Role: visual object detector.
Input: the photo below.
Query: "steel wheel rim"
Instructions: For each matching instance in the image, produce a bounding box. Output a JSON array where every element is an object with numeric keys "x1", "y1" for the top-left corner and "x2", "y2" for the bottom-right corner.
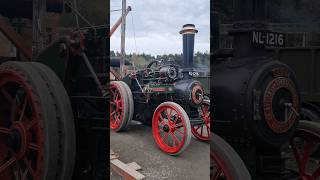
[
  {"x1": 110, "y1": 83, "x2": 124, "y2": 130},
  {"x1": 0, "y1": 71, "x2": 44, "y2": 179},
  {"x1": 290, "y1": 128, "x2": 320, "y2": 179},
  {"x1": 210, "y1": 150, "x2": 232, "y2": 180},
  {"x1": 192, "y1": 102, "x2": 210, "y2": 141},
  {"x1": 153, "y1": 105, "x2": 187, "y2": 154}
]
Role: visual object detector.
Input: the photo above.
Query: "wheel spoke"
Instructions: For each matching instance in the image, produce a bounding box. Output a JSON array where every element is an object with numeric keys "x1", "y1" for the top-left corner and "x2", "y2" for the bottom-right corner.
[
  {"x1": 301, "y1": 141, "x2": 314, "y2": 171},
  {"x1": 0, "y1": 157, "x2": 16, "y2": 173},
  {"x1": 175, "y1": 122, "x2": 183, "y2": 128},
  {"x1": 213, "y1": 168, "x2": 222, "y2": 180},
  {"x1": 205, "y1": 122, "x2": 210, "y2": 130},
  {"x1": 18, "y1": 96, "x2": 28, "y2": 122},
  {"x1": 23, "y1": 158, "x2": 35, "y2": 177},
  {"x1": 175, "y1": 128, "x2": 184, "y2": 136},
  {"x1": 29, "y1": 143, "x2": 40, "y2": 151},
  {"x1": 10, "y1": 97, "x2": 18, "y2": 122},
  {"x1": 21, "y1": 168, "x2": 29, "y2": 180},
  {"x1": 170, "y1": 132, "x2": 181, "y2": 147},
  {"x1": 162, "y1": 133, "x2": 169, "y2": 145},
  {"x1": 166, "y1": 109, "x2": 171, "y2": 121},
  {"x1": 159, "y1": 119, "x2": 166, "y2": 126},
  {"x1": 168, "y1": 109, "x2": 173, "y2": 119},
  {"x1": 114, "y1": 115, "x2": 121, "y2": 124},
  {"x1": 110, "y1": 110, "x2": 116, "y2": 116},
  {"x1": 158, "y1": 127, "x2": 165, "y2": 134},
  {"x1": 159, "y1": 114, "x2": 165, "y2": 122},
  {"x1": 0, "y1": 127, "x2": 10, "y2": 134},
  {"x1": 1, "y1": 88, "x2": 13, "y2": 104},
  {"x1": 195, "y1": 126, "x2": 201, "y2": 131},
  {"x1": 201, "y1": 106, "x2": 206, "y2": 116}
]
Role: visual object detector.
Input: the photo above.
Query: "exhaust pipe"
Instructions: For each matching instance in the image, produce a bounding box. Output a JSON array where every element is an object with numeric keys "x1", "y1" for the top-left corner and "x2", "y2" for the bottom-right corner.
[{"x1": 180, "y1": 24, "x2": 198, "y2": 68}]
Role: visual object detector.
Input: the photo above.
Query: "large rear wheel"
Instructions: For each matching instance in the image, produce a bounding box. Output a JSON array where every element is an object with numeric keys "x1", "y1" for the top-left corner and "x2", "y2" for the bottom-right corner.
[
  {"x1": 110, "y1": 81, "x2": 133, "y2": 132},
  {"x1": 210, "y1": 133, "x2": 252, "y2": 180},
  {"x1": 0, "y1": 62, "x2": 63, "y2": 180},
  {"x1": 28, "y1": 62, "x2": 76, "y2": 180}
]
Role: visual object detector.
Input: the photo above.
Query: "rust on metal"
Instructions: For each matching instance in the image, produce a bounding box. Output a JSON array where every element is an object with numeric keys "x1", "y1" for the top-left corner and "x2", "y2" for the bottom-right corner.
[{"x1": 0, "y1": 17, "x2": 32, "y2": 60}]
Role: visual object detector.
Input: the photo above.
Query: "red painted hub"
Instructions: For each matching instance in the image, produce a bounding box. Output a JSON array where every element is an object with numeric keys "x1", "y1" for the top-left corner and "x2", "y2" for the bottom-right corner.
[
  {"x1": 0, "y1": 71, "x2": 44, "y2": 179},
  {"x1": 290, "y1": 123, "x2": 320, "y2": 180},
  {"x1": 192, "y1": 101, "x2": 210, "y2": 141},
  {"x1": 152, "y1": 104, "x2": 188, "y2": 154},
  {"x1": 110, "y1": 83, "x2": 124, "y2": 130}
]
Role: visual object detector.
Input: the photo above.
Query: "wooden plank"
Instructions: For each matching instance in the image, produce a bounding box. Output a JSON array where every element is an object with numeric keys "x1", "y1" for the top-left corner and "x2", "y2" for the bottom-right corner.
[
  {"x1": 110, "y1": 150, "x2": 119, "y2": 160},
  {"x1": 110, "y1": 154, "x2": 119, "y2": 160},
  {"x1": 127, "y1": 162, "x2": 142, "y2": 171},
  {"x1": 111, "y1": 159, "x2": 146, "y2": 180},
  {"x1": 0, "y1": 17, "x2": 32, "y2": 60}
]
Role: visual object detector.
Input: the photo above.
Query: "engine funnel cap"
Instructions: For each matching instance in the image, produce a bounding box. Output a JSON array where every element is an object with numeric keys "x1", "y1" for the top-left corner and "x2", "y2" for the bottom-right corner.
[{"x1": 179, "y1": 24, "x2": 198, "y2": 34}]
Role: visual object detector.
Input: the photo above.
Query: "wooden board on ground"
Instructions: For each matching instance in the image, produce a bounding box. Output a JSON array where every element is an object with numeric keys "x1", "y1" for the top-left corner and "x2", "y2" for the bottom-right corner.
[{"x1": 110, "y1": 150, "x2": 146, "y2": 180}]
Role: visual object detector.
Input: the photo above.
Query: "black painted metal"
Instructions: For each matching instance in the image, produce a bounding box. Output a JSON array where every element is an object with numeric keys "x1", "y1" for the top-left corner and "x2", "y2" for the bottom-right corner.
[
  {"x1": 212, "y1": 0, "x2": 302, "y2": 178},
  {"x1": 46, "y1": 0, "x2": 64, "y2": 13},
  {"x1": 122, "y1": 25, "x2": 205, "y2": 125},
  {"x1": 180, "y1": 24, "x2": 197, "y2": 68},
  {"x1": 212, "y1": 12, "x2": 220, "y2": 51},
  {"x1": 231, "y1": 0, "x2": 268, "y2": 58}
]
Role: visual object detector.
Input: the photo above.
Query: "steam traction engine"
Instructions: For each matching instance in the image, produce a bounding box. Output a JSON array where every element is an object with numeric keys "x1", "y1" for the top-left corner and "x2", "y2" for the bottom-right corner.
[
  {"x1": 211, "y1": 0, "x2": 320, "y2": 179},
  {"x1": 110, "y1": 24, "x2": 210, "y2": 155}
]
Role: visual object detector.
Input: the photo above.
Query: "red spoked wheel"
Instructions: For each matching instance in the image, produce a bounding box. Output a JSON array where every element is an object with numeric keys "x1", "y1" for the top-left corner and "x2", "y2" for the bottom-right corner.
[
  {"x1": 152, "y1": 102, "x2": 191, "y2": 155},
  {"x1": 210, "y1": 133, "x2": 252, "y2": 180},
  {"x1": 192, "y1": 99, "x2": 210, "y2": 141},
  {"x1": 0, "y1": 62, "x2": 62, "y2": 180},
  {"x1": 110, "y1": 81, "x2": 133, "y2": 132},
  {"x1": 289, "y1": 120, "x2": 320, "y2": 180}
]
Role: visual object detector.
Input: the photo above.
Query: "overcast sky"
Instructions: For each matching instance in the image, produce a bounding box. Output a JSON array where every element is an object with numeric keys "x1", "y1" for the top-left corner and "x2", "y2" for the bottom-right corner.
[{"x1": 110, "y1": 0, "x2": 210, "y2": 55}]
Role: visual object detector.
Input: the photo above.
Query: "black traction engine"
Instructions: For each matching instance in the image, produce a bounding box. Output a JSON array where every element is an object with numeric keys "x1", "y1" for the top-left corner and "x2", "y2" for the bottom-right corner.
[
  {"x1": 211, "y1": 0, "x2": 308, "y2": 179},
  {"x1": 110, "y1": 24, "x2": 210, "y2": 155}
]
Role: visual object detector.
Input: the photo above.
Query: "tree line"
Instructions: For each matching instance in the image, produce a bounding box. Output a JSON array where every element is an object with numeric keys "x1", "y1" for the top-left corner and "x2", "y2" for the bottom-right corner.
[{"x1": 110, "y1": 51, "x2": 210, "y2": 69}]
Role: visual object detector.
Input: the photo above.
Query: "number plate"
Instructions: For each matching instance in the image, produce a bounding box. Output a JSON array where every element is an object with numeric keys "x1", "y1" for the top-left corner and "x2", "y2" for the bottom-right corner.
[{"x1": 252, "y1": 31, "x2": 285, "y2": 47}]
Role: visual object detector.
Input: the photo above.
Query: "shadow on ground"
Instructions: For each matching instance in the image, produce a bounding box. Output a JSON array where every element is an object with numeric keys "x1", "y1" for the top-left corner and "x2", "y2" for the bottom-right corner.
[{"x1": 110, "y1": 122, "x2": 210, "y2": 180}]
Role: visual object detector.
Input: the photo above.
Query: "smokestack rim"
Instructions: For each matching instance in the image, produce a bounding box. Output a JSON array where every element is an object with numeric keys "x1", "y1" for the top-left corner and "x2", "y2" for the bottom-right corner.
[{"x1": 180, "y1": 24, "x2": 198, "y2": 34}]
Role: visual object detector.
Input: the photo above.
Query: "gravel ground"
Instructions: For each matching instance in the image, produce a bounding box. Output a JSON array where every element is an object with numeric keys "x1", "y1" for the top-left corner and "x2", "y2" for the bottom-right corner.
[{"x1": 110, "y1": 121, "x2": 210, "y2": 180}]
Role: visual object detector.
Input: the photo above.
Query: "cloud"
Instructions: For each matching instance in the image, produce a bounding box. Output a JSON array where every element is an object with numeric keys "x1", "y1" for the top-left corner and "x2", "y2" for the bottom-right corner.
[{"x1": 110, "y1": 0, "x2": 210, "y2": 55}]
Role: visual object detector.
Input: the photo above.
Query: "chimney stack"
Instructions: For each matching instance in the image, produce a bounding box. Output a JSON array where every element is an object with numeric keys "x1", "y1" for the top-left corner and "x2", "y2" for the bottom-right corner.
[{"x1": 180, "y1": 24, "x2": 198, "y2": 68}]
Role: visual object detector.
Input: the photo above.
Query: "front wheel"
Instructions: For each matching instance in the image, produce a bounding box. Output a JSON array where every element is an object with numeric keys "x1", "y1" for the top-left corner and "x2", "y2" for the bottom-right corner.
[
  {"x1": 192, "y1": 99, "x2": 210, "y2": 141},
  {"x1": 288, "y1": 120, "x2": 320, "y2": 180},
  {"x1": 210, "y1": 133, "x2": 252, "y2": 180},
  {"x1": 152, "y1": 102, "x2": 192, "y2": 155}
]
